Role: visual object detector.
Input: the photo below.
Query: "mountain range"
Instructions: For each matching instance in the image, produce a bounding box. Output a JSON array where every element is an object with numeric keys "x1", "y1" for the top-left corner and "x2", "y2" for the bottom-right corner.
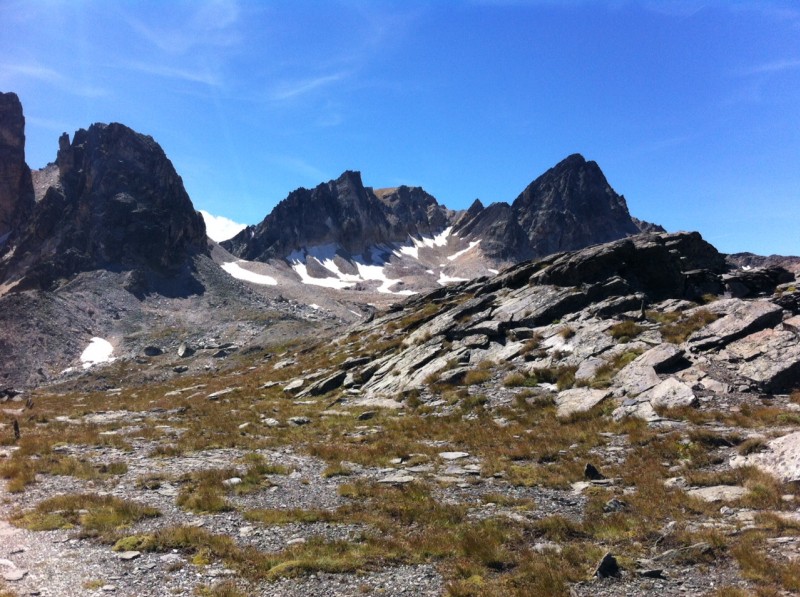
[
  {"x1": 0, "y1": 90, "x2": 795, "y2": 392},
  {"x1": 3, "y1": 90, "x2": 800, "y2": 596}
]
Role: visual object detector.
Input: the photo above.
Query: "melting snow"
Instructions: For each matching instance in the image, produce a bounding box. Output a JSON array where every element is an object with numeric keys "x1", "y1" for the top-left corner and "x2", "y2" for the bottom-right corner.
[
  {"x1": 221, "y1": 261, "x2": 278, "y2": 285},
  {"x1": 447, "y1": 240, "x2": 481, "y2": 261},
  {"x1": 394, "y1": 227, "x2": 454, "y2": 260},
  {"x1": 438, "y1": 272, "x2": 469, "y2": 286},
  {"x1": 81, "y1": 337, "x2": 115, "y2": 369},
  {"x1": 289, "y1": 245, "x2": 415, "y2": 295}
]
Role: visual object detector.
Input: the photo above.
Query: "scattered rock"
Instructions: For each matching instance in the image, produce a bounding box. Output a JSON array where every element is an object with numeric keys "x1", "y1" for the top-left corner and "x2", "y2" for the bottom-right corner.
[
  {"x1": 288, "y1": 416, "x2": 310, "y2": 426},
  {"x1": 283, "y1": 379, "x2": 305, "y2": 394},
  {"x1": 643, "y1": 377, "x2": 698, "y2": 410},
  {"x1": 555, "y1": 388, "x2": 610, "y2": 419},
  {"x1": 117, "y1": 551, "x2": 141, "y2": 561},
  {"x1": 594, "y1": 552, "x2": 621, "y2": 578},
  {"x1": 207, "y1": 387, "x2": 238, "y2": 400},
  {"x1": 731, "y1": 430, "x2": 800, "y2": 483},
  {"x1": 438, "y1": 451, "x2": 470, "y2": 461},
  {"x1": 584, "y1": 463, "x2": 605, "y2": 481},
  {"x1": 686, "y1": 485, "x2": 749, "y2": 502},
  {"x1": 378, "y1": 474, "x2": 415, "y2": 484}
]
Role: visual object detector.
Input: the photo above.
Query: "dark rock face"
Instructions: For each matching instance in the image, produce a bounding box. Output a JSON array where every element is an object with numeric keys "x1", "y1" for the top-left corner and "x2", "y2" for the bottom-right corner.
[
  {"x1": 226, "y1": 154, "x2": 659, "y2": 269},
  {"x1": 0, "y1": 122, "x2": 207, "y2": 291},
  {"x1": 0, "y1": 92, "x2": 35, "y2": 241},
  {"x1": 454, "y1": 154, "x2": 643, "y2": 261},
  {"x1": 513, "y1": 153, "x2": 640, "y2": 256},
  {"x1": 222, "y1": 171, "x2": 453, "y2": 261}
]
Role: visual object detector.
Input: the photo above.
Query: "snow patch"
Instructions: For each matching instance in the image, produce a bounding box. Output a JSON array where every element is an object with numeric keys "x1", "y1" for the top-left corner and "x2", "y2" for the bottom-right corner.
[
  {"x1": 221, "y1": 261, "x2": 278, "y2": 285},
  {"x1": 289, "y1": 245, "x2": 415, "y2": 295},
  {"x1": 447, "y1": 240, "x2": 481, "y2": 261},
  {"x1": 81, "y1": 337, "x2": 115, "y2": 369},
  {"x1": 393, "y1": 227, "x2": 454, "y2": 260},
  {"x1": 438, "y1": 272, "x2": 469, "y2": 286},
  {"x1": 488, "y1": 269, "x2": 499, "y2": 275}
]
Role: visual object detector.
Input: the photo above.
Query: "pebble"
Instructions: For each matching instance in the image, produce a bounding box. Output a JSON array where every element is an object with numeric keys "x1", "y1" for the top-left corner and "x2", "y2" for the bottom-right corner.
[
  {"x1": 2, "y1": 568, "x2": 28, "y2": 581},
  {"x1": 117, "y1": 551, "x2": 141, "y2": 561}
]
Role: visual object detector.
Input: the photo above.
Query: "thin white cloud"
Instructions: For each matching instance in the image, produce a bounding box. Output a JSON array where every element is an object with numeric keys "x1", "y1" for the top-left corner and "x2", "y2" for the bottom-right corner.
[
  {"x1": 122, "y1": 0, "x2": 241, "y2": 55},
  {"x1": 0, "y1": 62, "x2": 108, "y2": 98},
  {"x1": 738, "y1": 58, "x2": 800, "y2": 76},
  {"x1": 199, "y1": 210, "x2": 247, "y2": 242},
  {"x1": 125, "y1": 61, "x2": 222, "y2": 87},
  {"x1": 265, "y1": 155, "x2": 328, "y2": 183},
  {"x1": 269, "y1": 73, "x2": 349, "y2": 101}
]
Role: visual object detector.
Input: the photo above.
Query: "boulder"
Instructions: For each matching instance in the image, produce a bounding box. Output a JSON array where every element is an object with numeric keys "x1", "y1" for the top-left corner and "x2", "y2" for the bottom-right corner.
[
  {"x1": 298, "y1": 371, "x2": 347, "y2": 397},
  {"x1": 612, "y1": 360, "x2": 661, "y2": 398},
  {"x1": 642, "y1": 377, "x2": 697, "y2": 410},
  {"x1": 731, "y1": 431, "x2": 800, "y2": 483},
  {"x1": 555, "y1": 388, "x2": 610, "y2": 419},
  {"x1": 635, "y1": 343, "x2": 686, "y2": 373},
  {"x1": 686, "y1": 485, "x2": 749, "y2": 502}
]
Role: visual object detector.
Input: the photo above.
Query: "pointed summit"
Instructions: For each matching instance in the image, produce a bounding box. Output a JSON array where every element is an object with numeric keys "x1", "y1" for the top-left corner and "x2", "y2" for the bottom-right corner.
[{"x1": 511, "y1": 153, "x2": 639, "y2": 257}]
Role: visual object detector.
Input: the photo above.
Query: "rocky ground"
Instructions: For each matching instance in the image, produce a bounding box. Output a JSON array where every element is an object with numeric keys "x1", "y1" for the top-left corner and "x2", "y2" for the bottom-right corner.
[{"x1": 2, "y1": 231, "x2": 800, "y2": 596}]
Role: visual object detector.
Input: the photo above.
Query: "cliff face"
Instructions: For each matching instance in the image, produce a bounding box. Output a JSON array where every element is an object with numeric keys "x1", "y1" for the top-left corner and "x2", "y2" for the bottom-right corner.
[
  {"x1": 0, "y1": 92, "x2": 35, "y2": 242},
  {"x1": 453, "y1": 154, "x2": 644, "y2": 262},
  {"x1": 222, "y1": 171, "x2": 454, "y2": 261},
  {"x1": 0, "y1": 122, "x2": 207, "y2": 292}
]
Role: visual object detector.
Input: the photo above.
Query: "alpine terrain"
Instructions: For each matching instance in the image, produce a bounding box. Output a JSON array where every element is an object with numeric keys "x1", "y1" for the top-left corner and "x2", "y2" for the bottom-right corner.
[{"x1": 2, "y1": 91, "x2": 800, "y2": 597}]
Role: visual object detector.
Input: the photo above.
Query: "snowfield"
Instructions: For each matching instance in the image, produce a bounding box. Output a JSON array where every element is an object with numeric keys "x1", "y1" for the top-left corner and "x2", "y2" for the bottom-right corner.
[
  {"x1": 221, "y1": 261, "x2": 278, "y2": 285},
  {"x1": 80, "y1": 337, "x2": 115, "y2": 369}
]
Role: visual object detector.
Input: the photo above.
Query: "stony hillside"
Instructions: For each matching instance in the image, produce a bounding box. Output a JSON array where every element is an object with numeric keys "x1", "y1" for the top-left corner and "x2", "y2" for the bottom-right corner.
[{"x1": 2, "y1": 230, "x2": 800, "y2": 597}]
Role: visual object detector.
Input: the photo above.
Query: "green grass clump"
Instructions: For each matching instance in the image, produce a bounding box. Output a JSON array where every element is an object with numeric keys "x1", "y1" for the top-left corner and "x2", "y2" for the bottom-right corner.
[{"x1": 13, "y1": 493, "x2": 160, "y2": 539}]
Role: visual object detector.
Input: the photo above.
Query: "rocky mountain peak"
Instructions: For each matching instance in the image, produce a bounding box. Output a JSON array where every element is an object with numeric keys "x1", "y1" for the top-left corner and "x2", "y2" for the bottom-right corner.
[
  {"x1": 511, "y1": 153, "x2": 639, "y2": 257},
  {"x1": 0, "y1": 120, "x2": 207, "y2": 292},
  {"x1": 222, "y1": 171, "x2": 453, "y2": 261},
  {"x1": 0, "y1": 91, "x2": 34, "y2": 242}
]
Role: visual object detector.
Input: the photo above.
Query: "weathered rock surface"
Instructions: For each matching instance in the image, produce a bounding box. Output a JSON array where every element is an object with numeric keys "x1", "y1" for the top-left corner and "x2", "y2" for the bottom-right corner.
[
  {"x1": 556, "y1": 388, "x2": 610, "y2": 419},
  {"x1": 731, "y1": 431, "x2": 800, "y2": 483},
  {"x1": 0, "y1": 92, "x2": 34, "y2": 242},
  {"x1": 223, "y1": 171, "x2": 453, "y2": 261},
  {"x1": 454, "y1": 154, "x2": 644, "y2": 262},
  {"x1": 642, "y1": 377, "x2": 697, "y2": 410},
  {"x1": 0, "y1": 122, "x2": 208, "y2": 292},
  {"x1": 687, "y1": 299, "x2": 783, "y2": 350},
  {"x1": 726, "y1": 328, "x2": 800, "y2": 392}
]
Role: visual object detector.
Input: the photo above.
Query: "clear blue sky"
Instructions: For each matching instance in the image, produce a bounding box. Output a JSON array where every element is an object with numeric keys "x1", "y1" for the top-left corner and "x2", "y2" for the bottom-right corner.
[{"x1": 1, "y1": 0, "x2": 798, "y2": 255}]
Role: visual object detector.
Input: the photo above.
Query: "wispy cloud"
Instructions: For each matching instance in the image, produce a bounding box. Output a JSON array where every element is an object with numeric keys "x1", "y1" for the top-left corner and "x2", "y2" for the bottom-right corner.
[
  {"x1": 0, "y1": 62, "x2": 108, "y2": 98},
  {"x1": 122, "y1": 0, "x2": 241, "y2": 55},
  {"x1": 738, "y1": 58, "x2": 800, "y2": 76},
  {"x1": 26, "y1": 116, "x2": 72, "y2": 133},
  {"x1": 125, "y1": 61, "x2": 222, "y2": 87},
  {"x1": 266, "y1": 155, "x2": 328, "y2": 182},
  {"x1": 268, "y1": 73, "x2": 349, "y2": 102}
]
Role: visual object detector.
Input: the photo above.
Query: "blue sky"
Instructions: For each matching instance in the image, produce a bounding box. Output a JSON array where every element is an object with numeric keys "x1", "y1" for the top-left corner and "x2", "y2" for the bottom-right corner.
[{"x1": 1, "y1": 0, "x2": 798, "y2": 254}]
